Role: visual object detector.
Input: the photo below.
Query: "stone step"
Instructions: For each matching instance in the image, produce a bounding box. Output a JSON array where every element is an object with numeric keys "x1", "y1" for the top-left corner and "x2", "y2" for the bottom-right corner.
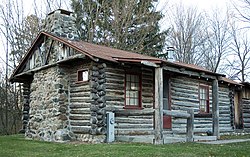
[
  {"x1": 163, "y1": 137, "x2": 186, "y2": 144},
  {"x1": 194, "y1": 135, "x2": 217, "y2": 142}
]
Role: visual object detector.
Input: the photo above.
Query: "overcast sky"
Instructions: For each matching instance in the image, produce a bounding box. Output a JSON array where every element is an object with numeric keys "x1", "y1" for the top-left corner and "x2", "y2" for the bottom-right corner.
[{"x1": 0, "y1": 0, "x2": 236, "y2": 70}]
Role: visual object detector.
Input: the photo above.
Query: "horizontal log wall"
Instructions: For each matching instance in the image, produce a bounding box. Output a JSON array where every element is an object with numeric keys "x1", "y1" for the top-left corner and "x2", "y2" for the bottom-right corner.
[
  {"x1": 242, "y1": 87, "x2": 250, "y2": 99},
  {"x1": 105, "y1": 64, "x2": 154, "y2": 136},
  {"x1": 65, "y1": 61, "x2": 92, "y2": 135},
  {"x1": 171, "y1": 76, "x2": 233, "y2": 134},
  {"x1": 218, "y1": 85, "x2": 234, "y2": 133},
  {"x1": 242, "y1": 98, "x2": 250, "y2": 130},
  {"x1": 171, "y1": 76, "x2": 212, "y2": 134}
]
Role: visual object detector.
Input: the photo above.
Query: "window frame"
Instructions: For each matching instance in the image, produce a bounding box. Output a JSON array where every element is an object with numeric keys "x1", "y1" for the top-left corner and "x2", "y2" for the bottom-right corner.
[
  {"x1": 198, "y1": 84, "x2": 210, "y2": 114},
  {"x1": 77, "y1": 69, "x2": 89, "y2": 83},
  {"x1": 124, "y1": 72, "x2": 142, "y2": 109}
]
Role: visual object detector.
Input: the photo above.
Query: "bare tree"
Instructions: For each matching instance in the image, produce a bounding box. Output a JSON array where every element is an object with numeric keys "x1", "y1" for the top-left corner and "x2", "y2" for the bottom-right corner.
[
  {"x1": 0, "y1": 0, "x2": 24, "y2": 135},
  {"x1": 203, "y1": 9, "x2": 232, "y2": 72},
  {"x1": 10, "y1": 14, "x2": 42, "y2": 65},
  {"x1": 226, "y1": 23, "x2": 250, "y2": 82},
  {"x1": 0, "y1": 0, "x2": 26, "y2": 66},
  {"x1": 166, "y1": 4, "x2": 207, "y2": 65},
  {"x1": 233, "y1": 0, "x2": 250, "y2": 27},
  {"x1": 32, "y1": 0, "x2": 70, "y2": 18}
]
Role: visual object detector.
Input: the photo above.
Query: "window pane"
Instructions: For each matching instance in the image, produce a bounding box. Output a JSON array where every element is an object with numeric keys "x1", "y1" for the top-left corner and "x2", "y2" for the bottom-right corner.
[
  {"x1": 126, "y1": 99, "x2": 130, "y2": 106},
  {"x1": 199, "y1": 86, "x2": 209, "y2": 113},
  {"x1": 82, "y1": 71, "x2": 88, "y2": 81},
  {"x1": 126, "y1": 91, "x2": 130, "y2": 97},
  {"x1": 135, "y1": 98, "x2": 138, "y2": 106},
  {"x1": 134, "y1": 75, "x2": 139, "y2": 82},
  {"x1": 129, "y1": 91, "x2": 133, "y2": 98},
  {"x1": 129, "y1": 98, "x2": 133, "y2": 105},
  {"x1": 134, "y1": 91, "x2": 138, "y2": 98},
  {"x1": 126, "y1": 75, "x2": 130, "y2": 82},
  {"x1": 131, "y1": 75, "x2": 134, "y2": 82},
  {"x1": 78, "y1": 70, "x2": 88, "y2": 82},
  {"x1": 131, "y1": 82, "x2": 136, "y2": 90},
  {"x1": 135, "y1": 81, "x2": 138, "y2": 89},
  {"x1": 126, "y1": 82, "x2": 130, "y2": 90}
]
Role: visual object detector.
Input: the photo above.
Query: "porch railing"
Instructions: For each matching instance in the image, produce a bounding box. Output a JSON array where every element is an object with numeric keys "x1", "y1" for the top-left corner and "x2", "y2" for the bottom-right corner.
[{"x1": 163, "y1": 109, "x2": 194, "y2": 142}]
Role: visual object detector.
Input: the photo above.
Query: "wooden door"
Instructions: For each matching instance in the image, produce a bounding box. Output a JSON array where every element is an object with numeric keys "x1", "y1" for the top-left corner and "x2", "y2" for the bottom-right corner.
[{"x1": 163, "y1": 74, "x2": 172, "y2": 129}]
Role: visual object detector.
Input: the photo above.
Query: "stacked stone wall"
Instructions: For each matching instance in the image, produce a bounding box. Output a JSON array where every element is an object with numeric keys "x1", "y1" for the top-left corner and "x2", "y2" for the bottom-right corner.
[
  {"x1": 21, "y1": 83, "x2": 31, "y2": 133},
  {"x1": 26, "y1": 66, "x2": 75, "y2": 142}
]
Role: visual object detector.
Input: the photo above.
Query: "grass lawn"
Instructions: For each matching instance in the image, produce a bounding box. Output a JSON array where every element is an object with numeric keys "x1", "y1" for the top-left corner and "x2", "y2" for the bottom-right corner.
[{"x1": 0, "y1": 134, "x2": 250, "y2": 157}]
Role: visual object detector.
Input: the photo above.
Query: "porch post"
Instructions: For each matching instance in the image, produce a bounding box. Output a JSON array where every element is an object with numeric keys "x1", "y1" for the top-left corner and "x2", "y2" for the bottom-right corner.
[
  {"x1": 154, "y1": 67, "x2": 163, "y2": 144},
  {"x1": 212, "y1": 79, "x2": 220, "y2": 138}
]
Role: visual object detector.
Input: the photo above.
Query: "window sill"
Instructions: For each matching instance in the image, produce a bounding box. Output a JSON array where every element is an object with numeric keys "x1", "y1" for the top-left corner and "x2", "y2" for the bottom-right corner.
[
  {"x1": 194, "y1": 113, "x2": 212, "y2": 118},
  {"x1": 123, "y1": 106, "x2": 143, "y2": 110}
]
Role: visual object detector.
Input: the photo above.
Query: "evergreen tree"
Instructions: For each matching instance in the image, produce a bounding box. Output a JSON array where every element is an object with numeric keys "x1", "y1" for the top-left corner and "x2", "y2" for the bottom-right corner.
[{"x1": 71, "y1": 0, "x2": 168, "y2": 56}]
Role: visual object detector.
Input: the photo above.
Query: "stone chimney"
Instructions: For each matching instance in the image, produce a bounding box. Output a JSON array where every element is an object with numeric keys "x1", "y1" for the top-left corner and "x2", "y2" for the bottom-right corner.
[
  {"x1": 42, "y1": 9, "x2": 79, "y2": 40},
  {"x1": 166, "y1": 47, "x2": 175, "y2": 62}
]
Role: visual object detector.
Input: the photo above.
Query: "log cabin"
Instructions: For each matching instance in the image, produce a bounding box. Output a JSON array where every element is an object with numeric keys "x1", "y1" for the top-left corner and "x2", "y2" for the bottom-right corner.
[{"x1": 10, "y1": 9, "x2": 242, "y2": 144}]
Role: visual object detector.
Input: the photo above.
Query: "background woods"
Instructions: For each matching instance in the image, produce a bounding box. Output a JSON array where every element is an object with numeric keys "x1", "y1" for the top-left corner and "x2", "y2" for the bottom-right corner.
[
  {"x1": 1, "y1": 0, "x2": 250, "y2": 134},
  {"x1": 71, "y1": 0, "x2": 168, "y2": 56}
]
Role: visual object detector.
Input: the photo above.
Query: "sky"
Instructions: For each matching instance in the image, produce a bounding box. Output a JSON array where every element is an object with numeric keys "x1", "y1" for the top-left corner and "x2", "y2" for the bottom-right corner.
[
  {"x1": 169, "y1": 0, "x2": 230, "y2": 10},
  {"x1": 0, "y1": 0, "x2": 236, "y2": 72}
]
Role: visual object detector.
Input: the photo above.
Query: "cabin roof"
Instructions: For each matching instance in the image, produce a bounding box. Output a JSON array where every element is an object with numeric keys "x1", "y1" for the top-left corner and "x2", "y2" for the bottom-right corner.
[
  {"x1": 10, "y1": 32, "x2": 227, "y2": 82},
  {"x1": 68, "y1": 37, "x2": 164, "y2": 64},
  {"x1": 219, "y1": 77, "x2": 242, "y2": 86},
  {"x1": 241, "y1": 82, "x2": 250, "y2": 88}
]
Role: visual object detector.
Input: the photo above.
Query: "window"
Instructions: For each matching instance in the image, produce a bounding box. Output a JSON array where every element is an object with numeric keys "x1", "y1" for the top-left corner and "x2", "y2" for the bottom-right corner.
[
  {"x1": 77, "y1": 69, "x2": 89, "y2": 82},
  {"x1": 199, "y1": 85, "x2": 209, "y2": 113},
  {"x1": 125, "y1": 73, "x2": 141, "y2": 108}
]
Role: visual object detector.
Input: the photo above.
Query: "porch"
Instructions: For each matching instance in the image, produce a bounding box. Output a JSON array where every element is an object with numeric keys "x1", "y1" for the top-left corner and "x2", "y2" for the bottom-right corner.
[{"x1": 153, "y1": 67, "x2": 220, "y2": 144}]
